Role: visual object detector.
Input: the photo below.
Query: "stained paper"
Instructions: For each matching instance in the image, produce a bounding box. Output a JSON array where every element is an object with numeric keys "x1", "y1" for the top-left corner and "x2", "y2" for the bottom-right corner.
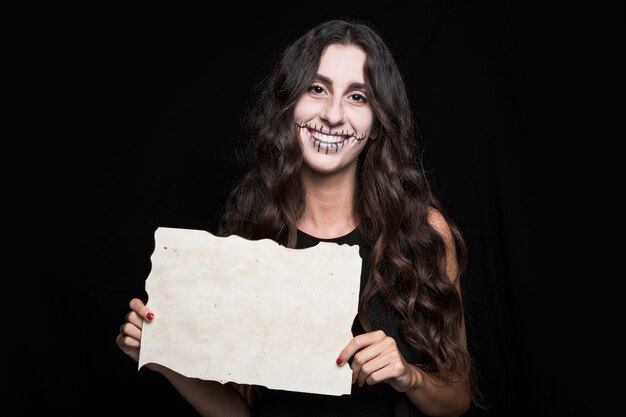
[{"x1": 138, "y1": 227, "x2": 361, "y2": 395}]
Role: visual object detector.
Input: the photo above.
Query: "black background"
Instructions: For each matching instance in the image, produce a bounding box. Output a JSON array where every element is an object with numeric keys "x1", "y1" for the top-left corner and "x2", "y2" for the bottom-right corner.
[{"x1": 33, "y1": 1, "x2": 617, "y2": 415}]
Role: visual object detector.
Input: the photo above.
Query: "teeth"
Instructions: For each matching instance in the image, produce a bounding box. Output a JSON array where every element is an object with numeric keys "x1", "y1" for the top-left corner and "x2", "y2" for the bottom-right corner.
[{"x1": 312, "y1": 132, "x2": 344, "y2": 143}]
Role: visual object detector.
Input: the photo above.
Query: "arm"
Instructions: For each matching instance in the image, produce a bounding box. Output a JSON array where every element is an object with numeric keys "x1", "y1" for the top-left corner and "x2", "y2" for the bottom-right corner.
[
  {"x1": 154, "y1": 366, "x2": 252, "y2": 417},
  {"x1": 404, "y1": 209, "x2": 470, "y2": 415},
  {"x1": 337, "y1": 210, "x2": 470, "y2": 417},
  {"x1": 116, "y1": 298, "x2": 252, "y2": 417}
]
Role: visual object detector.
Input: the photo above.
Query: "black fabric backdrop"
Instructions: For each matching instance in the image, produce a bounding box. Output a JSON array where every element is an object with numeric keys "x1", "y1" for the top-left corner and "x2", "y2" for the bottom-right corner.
[{"x1": 34, "y1": 1, "x2": 616, "y2": 415}]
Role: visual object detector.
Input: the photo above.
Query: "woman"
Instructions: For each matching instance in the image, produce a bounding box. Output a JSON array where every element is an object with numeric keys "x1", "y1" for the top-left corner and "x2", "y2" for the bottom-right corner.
[{"x1": 117, "y1": 19, "x2": 480, "y2": 417}]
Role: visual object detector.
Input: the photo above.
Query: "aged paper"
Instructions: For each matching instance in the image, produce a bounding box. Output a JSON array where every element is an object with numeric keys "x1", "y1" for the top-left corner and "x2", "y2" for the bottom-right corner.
[{"x1": 138, "y1": 227, "x2": 361, "y2": 396}]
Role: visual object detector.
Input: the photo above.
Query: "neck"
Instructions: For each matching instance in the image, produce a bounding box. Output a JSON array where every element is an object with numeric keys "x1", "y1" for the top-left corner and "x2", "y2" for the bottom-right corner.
[{"x1": 298, "y1": 169, "x2": 357, "y2": 239}]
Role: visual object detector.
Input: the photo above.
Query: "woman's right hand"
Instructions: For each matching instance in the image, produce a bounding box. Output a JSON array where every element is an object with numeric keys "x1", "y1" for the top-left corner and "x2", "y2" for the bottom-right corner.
[{"x1": 115, "y1": 298, "x2": 156, "y2": 367}]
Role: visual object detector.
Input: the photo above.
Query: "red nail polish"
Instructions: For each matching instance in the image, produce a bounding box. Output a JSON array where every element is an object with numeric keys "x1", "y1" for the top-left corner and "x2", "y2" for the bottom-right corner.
[
  {"x1": 146, "y1": 312, "x2": 154, "y2": 321},
  {"x1": 336, "y1": 357, "x2": 343, "y2": 365}
]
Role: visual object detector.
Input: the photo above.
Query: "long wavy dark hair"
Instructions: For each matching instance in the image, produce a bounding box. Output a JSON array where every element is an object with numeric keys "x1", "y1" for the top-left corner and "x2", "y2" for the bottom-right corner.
[{"x1": 218, "y1": 19, "x2": 480, "y2": 403}]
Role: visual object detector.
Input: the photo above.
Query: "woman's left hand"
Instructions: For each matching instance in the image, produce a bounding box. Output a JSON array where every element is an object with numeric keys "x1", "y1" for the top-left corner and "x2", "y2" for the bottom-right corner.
[{"x1": 337, "y1": 330, "x2": 420, "y2": 393}]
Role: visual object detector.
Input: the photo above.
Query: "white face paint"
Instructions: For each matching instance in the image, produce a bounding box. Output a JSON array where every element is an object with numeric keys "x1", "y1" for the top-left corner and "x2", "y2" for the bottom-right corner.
[{"x1": 294, "y1": 44, "x2": 375, "y2": 177}]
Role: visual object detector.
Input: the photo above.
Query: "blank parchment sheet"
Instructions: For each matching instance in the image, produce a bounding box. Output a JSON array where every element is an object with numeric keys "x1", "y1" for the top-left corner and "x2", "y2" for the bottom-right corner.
[{"x1": 138, "y1": 227, "x2": 362, "y2": 396}]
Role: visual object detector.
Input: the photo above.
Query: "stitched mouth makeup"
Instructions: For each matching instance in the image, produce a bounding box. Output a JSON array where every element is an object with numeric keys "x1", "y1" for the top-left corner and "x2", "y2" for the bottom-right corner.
[{"x1": 296, "y1": 121, "x2": 367, "y2": 154}]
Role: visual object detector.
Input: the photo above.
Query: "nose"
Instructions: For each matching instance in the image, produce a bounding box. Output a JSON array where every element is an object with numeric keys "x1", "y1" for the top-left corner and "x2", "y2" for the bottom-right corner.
[{"x1": 321, "y1": 97, "x2": 344, "y2": 126}]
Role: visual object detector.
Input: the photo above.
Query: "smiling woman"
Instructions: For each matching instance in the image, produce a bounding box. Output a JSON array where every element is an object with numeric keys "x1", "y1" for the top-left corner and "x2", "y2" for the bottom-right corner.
[{"x1": 116, "y1": 18, "x2": 484, "y2": 417}]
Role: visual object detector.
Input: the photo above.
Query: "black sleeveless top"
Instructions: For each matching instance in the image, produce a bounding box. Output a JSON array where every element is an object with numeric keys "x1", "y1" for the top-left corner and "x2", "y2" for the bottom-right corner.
[{"x1": 252, "y1": 229, "x2": 425, "y2": 417}]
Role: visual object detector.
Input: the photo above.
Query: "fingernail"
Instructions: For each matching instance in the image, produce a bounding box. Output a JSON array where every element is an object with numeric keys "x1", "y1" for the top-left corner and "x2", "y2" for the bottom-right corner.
[
  {"x1": 336, "y1": 357, "x2": 343, "y2": 365},
  {"x1": 146, "y1": 312, "x2": 154, "y2": 321}
]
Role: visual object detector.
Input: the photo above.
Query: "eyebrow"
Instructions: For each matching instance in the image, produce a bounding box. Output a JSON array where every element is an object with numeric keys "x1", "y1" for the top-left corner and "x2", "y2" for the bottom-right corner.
[{"x1": 314, "y1": 73, "x2": 366, "y2": 91}]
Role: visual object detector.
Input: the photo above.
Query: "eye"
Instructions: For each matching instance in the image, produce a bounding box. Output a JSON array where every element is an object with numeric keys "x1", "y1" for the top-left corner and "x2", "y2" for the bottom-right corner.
[
  {"x1": 349, "y1": 93, "x2": 368, "y2": 103},
  {"x1": 308, "y1": 85, "x2": 326, "y2": 95}
]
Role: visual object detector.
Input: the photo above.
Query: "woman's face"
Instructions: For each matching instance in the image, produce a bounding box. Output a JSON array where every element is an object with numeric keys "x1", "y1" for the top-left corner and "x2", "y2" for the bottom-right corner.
[{"x1": 294, "y1": 44, "x2": 375, "y2": 177}]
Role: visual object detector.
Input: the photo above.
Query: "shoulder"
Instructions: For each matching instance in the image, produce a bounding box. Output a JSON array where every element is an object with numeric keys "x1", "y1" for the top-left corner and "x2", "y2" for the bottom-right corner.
[
  {"x1": 427, "y1": 208, "x2": 453, "y2": 244},
  {"x1": 427, "y1": 208, "x2": 460, "y2": 281}
]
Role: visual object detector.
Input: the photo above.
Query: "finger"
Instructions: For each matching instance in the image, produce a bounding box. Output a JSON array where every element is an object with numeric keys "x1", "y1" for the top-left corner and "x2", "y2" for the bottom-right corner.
[
  {"x1": 357, "y1": 350, "x2": 396, "y2": 386},
  {"x1": 365, "y1": 366, "x2": 397, "y2": 386},
  {"x1": 116, "y1": 329, "x2": 141, "y2": 350},
  {"x1": 116, "y1": 334, "x2": 140, "y2": 362},
  {"x1": 126, "y1": 311, "x2": 145, "y2": 329},
  {"x1": 352, "y1": 342, "x2": 387, "y2": 386},
  {"x1": 337, "y1": 330, "x2": 386, "y2": 367},
  {"x1": 120, "y1": 322, "x2": 142, "y2": 341},
  {"x1": 129, "y1": 298, "x2": 154, "y2": 321}
]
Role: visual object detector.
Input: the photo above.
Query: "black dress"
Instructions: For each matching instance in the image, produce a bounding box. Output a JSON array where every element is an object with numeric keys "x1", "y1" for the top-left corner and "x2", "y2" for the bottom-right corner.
[{"x1": 252, "y1": 228, "x2": 426, "y2": 417}]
